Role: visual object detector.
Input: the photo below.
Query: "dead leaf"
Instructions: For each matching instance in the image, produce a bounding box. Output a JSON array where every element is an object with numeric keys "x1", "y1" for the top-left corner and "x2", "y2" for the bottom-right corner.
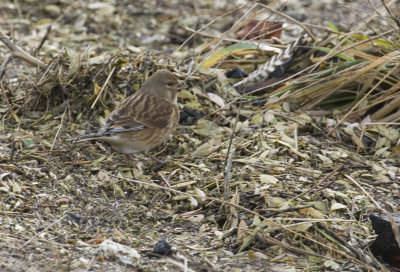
[{"x1": 236, "y1": 20, "x2": 283, "y2": 39}]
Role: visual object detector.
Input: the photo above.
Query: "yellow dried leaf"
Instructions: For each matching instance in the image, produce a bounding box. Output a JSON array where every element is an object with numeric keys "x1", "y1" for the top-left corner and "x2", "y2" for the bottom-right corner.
[
  {"x1": 260, "y1": 174, "x2": 278, "y2": 184},
  {"x1": 12, "y1": 182, "x2": 22, "y2": 193},
  {"x1": 251, "y1": 112, "x2": 264, "y2": 125},
  {"x1": 201, "y1": 43, "x2": 258, "y2": 68},
  {"x1": 330, "y1": 202, "x2": 347, "y2": 211},
  {"x1": 194, "y1": 187, "x2": 206, "y2": 202},
  {"x1": 300, "y1": 207, "x2": 325, "y2": 219},
  {"x1": 193, "y1": 119, "x2": 223, "y2": 138},
  {"x1": 93, "y1": 83, "x2": 102, "y2": 95}
]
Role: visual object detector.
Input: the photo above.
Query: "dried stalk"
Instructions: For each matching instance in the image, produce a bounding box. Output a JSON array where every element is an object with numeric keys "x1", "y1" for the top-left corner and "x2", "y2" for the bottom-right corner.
[{"x1": 0, "y1": 30, "x2": 46, "y2": 68}]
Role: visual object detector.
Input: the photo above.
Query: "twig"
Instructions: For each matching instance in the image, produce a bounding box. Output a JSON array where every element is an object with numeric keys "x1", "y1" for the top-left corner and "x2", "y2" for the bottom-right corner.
[
  {"x1": 9, "y1": 137, "x2": 16, "y2": 164},
  {"x1": 286, "y1": 165, "x2": 344, "y2": 203},
  {"x1": 18, "y1": 212, "x2": 69, "y2": 250},
  {"x1": 0, "y1": 211, "x2": 35, "y2": 218},
  {"x1": 92, "y1": 54, "x2": 115, "y2": 83},
  {"x1": 0, "y1": 30, "x2": 46, "y2": 68},
  {"x1": 35, "y1": 3, "x2": 74, "y2": 53},
  {"x1": 380, "y1": 0, "x2": 400, "y2": 28},
  {"x1": 275, "y1": 30, "x2": 393, "y2": 112},
  {"x1": 259, "y1": 233, "x2": 348, "y2": 262},
  {"x1": 328, "y1": 62, "x2": 400, "y2": 135},
  {"x1": 317, "y1": 165, "x2": 344, "y2": 191},
  {"x1": 0, "y1": 77, "x2": 11, "y2": 110},
  {"x1": 310, "y1": 0, "x2": 396, "y2": 74},
  {"x1": 184, "y1": 26, "x2": 281, "y2": 52},
  {"x1": 200, "y1": 63, "x2": 315, "y2": 122},
  {"x1": 316, "y1": 222, "x2": 362, "y2": 259},
  {"x1": 175, "y1": 4, "x2": 247, "y2": 52},
  {"x1": 84, "y1": 254, "x2": 97, "y2": 272},
  {"x1": 111, "y1": 174, "x2": 375, "y2": 269},
  {"x1": 166, "y1": 255, "x2": 195, "y2": 272},
  {"x1": 345, "y1": 174, "x2": 400, "y2": 249},
  {"x1": 223, "y1": 68, "x2": 247, "y2": 200},
  {"x1": 260, "y1": 204, "x2": 313, "y2": 217},
  {"x1": 0, "y1": 54, "x2": 13, "y2": 79},
  {"x1": 223, "y1": 146, "x2": 234, "y2": 200},
  {"x1": 271, "y1": 218, "x2": 355, "y2": 222},
  {"x1": 50, "y1": 104, "x2": 68, "y2": 150},
  {"x1": 35, "y1": 25, "x2": 52, "y2": 53},
  {"x1": 372, "y1": 0, "x2": 400, "y2": 30},
  {"x1": 185, "y1": 4, "x2": 267, "y2": 79},
  {"x1": 256, "y1": 2, "x2": 315, "y2": 40},
  {"x1": 91, "y1": 66, "x2": 116, "y2": 109},
  {"x1": 37, "y1": 58, "x2": 57, "y2": 85}
]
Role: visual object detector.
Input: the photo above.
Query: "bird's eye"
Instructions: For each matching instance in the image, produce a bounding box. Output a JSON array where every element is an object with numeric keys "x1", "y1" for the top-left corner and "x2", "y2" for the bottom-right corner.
[{"x1": 166, "y1": 82, "x2": 175, "y2": 87}]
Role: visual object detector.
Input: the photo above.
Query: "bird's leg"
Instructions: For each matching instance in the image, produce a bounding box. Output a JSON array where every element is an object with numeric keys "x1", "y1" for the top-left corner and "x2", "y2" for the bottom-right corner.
[
  {"x1": 144, "y1": 153, "x2": 166, "y2": 170},
  {"x1": 125, "y1": 154, "x2": 136, "y2": 166},
  {"x1": 125, "y1": 154, "x2": 144, "y2": 172}
]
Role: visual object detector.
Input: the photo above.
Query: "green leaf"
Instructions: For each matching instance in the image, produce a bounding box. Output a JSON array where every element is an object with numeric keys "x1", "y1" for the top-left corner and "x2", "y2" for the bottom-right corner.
[
  {"x1": 192, "y1": 119, "x2": 224, "y2": 138},
  {"x1": 310, "y1": 59, "x2": 365, "y2": 79},
  {"x1": 314, "y1": 46, "x2": 354, "y2": 61},
  {"x1": 202, "y1": 43, "x2": 258, "y2": 68},
  {"x1": 327, "y1": 21, "x2": 339, "y2": 33},
  {"x1": 22, "y1": 138, "x2": 35, "y2": 149},
  {"x1": 373, "y1": 39, "x2": 394, "y2": 48}
]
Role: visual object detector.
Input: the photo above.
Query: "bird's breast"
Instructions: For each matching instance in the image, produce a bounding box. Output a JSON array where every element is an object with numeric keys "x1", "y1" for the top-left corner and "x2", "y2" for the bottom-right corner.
[
  {"x1": 104, "y1": 127, "x2": 173, "y2": 154},
  {"x1": 169, "y1": 105, "x2": 180, "y2": 129}
]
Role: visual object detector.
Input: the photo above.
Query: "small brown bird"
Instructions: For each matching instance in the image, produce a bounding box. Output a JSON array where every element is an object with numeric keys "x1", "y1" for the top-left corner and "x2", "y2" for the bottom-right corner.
[{"x1": 74, "y1": 69, "x2": 180, "y2": 163}]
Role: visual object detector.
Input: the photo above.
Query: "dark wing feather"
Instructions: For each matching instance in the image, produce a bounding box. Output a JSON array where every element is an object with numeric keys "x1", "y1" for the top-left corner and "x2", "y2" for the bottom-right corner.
[{"x1": 98, "y1": 92, "x2": 177, "y2": 135}]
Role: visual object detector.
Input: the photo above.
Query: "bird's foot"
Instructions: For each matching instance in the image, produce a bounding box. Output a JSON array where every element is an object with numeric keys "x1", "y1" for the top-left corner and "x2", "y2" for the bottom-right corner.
[{"x1": 144, "y1": 154, "x2": 167, "y2": 171}]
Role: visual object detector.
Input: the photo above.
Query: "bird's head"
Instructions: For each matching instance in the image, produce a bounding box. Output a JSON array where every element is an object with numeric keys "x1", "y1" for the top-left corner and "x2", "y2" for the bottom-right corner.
[{"x1": 142, "y1": 69, "x2": 180, "y2": 104}]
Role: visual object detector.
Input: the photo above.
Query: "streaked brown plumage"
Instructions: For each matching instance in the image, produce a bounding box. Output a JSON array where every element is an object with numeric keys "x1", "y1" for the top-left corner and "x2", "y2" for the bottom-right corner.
[{"x1": 74, "y1": 69, "x2": 180, "y2": 158}]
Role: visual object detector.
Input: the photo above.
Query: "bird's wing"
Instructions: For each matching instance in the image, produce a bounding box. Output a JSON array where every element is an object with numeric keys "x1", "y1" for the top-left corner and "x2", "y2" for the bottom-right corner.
[{"x1": 99, "y1": 92, "x2": 177, "y2": 135}]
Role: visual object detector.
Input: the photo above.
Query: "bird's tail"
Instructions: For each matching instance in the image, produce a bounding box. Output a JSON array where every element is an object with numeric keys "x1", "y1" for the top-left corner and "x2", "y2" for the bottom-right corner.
[{"x1": 72, "y1": 134, "x2": 102, "y2": 143}]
